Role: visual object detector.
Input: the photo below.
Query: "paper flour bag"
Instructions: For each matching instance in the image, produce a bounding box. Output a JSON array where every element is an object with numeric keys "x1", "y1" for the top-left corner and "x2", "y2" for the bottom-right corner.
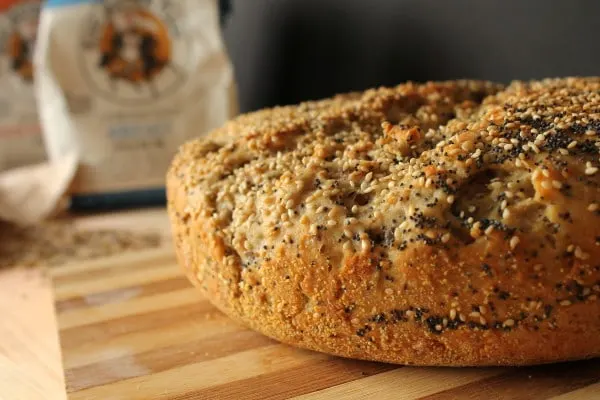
[
  {"x1": 0, "y1": 0, "x2": 45, "y2": 172},
  {"x1": 35, "y1": 0, "x2": 237, "y2": 208}
]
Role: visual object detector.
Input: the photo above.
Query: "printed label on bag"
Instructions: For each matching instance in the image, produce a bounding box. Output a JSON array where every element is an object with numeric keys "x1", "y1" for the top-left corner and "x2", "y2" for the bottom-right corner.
[{"x1": 78, "y1": 0, "x2": 188, "y2": 105}]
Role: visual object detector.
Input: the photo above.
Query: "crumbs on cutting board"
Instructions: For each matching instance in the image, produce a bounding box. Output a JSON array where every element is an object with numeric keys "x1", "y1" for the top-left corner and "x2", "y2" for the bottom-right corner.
[{"x1": 0, "y1": 221, "x2": 162, "y2": 269}]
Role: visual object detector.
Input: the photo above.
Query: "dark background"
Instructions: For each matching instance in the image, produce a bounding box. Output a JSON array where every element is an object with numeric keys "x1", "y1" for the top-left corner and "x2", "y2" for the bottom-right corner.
[{"x1": 220, "y1": 0, "x2": 600, "y2": 113}]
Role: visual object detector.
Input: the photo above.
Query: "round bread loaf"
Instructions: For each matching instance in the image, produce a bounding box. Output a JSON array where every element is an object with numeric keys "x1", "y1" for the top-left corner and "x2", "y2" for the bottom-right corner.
[{"x1": 168, "y1": 78, "x2": 600, "y2": 366}]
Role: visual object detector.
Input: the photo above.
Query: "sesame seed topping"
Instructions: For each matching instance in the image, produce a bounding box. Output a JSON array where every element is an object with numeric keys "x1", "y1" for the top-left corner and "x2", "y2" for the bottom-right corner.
[
  {"x1": 585, "y1": 167, "x2": 598, "y2": 175},
  {"x1": 503, "y1": 319, "x2": 515, "y2": 327},
  {"x1": 361, "y1": 239, "x2": 371, "y2": 252},
  {"x1": 541, "y1": 181, "x2": 552, "y2": 190},
  {"x1": 574, "y1": 246, "x2": 590, "y2": 260},
  {"x1": 441, "y1": 233, "x2": 451, "y2": 243},
  {"x1": 509, "y1": 236, "x2": 520, "y2": 250},
  {"x1": 461, "y1": 141, "x2": 474, "y2": 151}
]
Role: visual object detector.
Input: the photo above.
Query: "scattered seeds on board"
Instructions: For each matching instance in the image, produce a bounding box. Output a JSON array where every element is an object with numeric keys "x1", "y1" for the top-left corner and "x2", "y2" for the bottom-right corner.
[{"x1": 0, "y1": 221, "x2": 161, "y2": 269}]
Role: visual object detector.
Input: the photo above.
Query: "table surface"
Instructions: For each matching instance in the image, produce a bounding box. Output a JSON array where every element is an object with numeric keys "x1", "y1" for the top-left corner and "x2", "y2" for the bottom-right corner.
[
  {"x1": 2, "y1": 209, "x2": 599, "y2": 399},
  {"x1": 52, "y1": 245, "x2": 600, "y2": 400},
  {"x1": 0, "y1": 209, "x2": 171, "y2": 400},
  {"x1": 0, "y1": 267, "x2": 65, "y2": 400}
]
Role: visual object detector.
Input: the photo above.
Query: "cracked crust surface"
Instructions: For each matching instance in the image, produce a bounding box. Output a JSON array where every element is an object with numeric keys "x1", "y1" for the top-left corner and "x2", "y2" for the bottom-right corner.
[{"x1": 168, "y1": 78, "x2": 600, "y2": 366}]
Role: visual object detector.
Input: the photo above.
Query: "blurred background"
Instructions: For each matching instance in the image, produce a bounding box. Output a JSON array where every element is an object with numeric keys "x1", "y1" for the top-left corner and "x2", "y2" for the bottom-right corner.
[{"x1": 220, "y1": 0, "x2": 600, "y2": 113}]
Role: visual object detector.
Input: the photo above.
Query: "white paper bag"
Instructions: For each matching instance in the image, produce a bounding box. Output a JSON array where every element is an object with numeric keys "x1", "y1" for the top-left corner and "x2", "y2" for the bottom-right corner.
[{"x1": 34, "y1": 0, "x2": 237, "y2": 202}]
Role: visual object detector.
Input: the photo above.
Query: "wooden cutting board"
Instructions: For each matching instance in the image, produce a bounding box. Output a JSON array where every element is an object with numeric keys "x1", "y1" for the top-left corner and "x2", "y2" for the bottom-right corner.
[{"x1": 52, "y1": 241, "x2": 600, "y2": 399}]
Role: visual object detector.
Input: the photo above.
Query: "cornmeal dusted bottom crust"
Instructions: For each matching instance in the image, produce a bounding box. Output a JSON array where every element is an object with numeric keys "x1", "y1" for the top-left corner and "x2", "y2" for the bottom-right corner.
[{"x1": 168, "y1": 78, "x2": 600, "y2": 366}]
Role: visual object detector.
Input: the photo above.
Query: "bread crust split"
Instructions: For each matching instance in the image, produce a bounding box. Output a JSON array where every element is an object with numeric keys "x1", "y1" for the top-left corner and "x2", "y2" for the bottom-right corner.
[{"x1": 168, "y1": 78, "x2": 600, "y2": 366}]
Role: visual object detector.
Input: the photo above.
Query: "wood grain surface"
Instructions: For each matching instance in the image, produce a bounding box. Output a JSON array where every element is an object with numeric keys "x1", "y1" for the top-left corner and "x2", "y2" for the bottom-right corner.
[
  {"x1": 0, "y1": 208, "x2": 171, "y2": 400},
  {"x1": 52, "y1": 233, "x2": 600, "y2": 400},
  {"x1": 0, "y1": 267, "x2": 65, "y2": 400}
]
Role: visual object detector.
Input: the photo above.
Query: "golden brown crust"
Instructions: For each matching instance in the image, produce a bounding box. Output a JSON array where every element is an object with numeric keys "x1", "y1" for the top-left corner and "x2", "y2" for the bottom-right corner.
[{"x1": 167, "y1": 78, "x2": 600, "y2": 366}]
